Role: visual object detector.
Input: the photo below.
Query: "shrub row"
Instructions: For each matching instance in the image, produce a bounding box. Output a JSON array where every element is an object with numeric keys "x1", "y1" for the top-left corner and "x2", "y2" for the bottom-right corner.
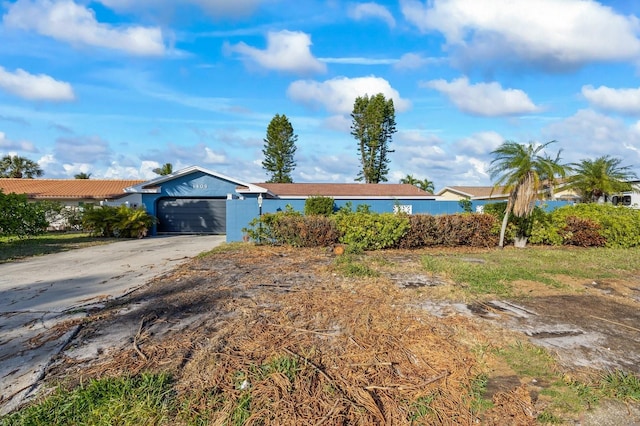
[
  {"x1": 243, "y1": 210, "x2": 498, "y2": 250},
  {"x1": 529, "y1": 203, "x2": 640, "y2": 248},
  {"x1": 397, "y1": 213, "x2": 498, "y2": 248},
  {"x1": 244, "y1": 201, "x2": 640, "y2": 249}
]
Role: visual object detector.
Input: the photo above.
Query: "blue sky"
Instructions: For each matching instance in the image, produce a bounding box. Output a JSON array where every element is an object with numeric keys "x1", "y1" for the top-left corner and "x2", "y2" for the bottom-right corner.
[{"x1": 1, "y1": 0, "x2": 640, "y2": 189}]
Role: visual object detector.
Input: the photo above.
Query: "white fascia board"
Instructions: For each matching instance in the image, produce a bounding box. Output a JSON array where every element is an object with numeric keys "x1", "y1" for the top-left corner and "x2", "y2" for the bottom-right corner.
[
  {"x1": 436, "y1": 187, "x2": 474, "y2": 198},
  {"x1": 235, "y1": 184, "x2": 274, "y2": 196},
  {"x1": 470, "y1": 194, "x2": 508, "y2": 200}
]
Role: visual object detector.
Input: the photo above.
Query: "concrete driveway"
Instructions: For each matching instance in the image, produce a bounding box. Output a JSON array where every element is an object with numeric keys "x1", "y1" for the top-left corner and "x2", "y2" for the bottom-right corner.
[{"x1": 0, "y1": 235, "x2": 224, "y2": 414}]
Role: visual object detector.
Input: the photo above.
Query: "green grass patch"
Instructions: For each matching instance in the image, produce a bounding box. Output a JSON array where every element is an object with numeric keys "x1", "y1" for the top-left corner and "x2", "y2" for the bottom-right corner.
[
  {"x1": 601, "y1": 370, "x2": 640, "y2": 401},
  {"x1": 408, "y1": 394, "x2": 437, "y2": 422},
  {"x1": 468, "y1": 373, "x2": 494, "y2": 414},
  {"x1": 334, "y1": 253, "x2": 380, "y2": 277},
  {"x1": 0, "y1": 373, "x2": 175, "y2": 426},
  {"x1": 493, "y1": 341, "x2": 603, "y2": 421},
  {"x1": 0, "y1": 232, "x2": 116, "y2": 263},
  {"x1": 494, "y1": 341, "x2": 556, "y2": 380},
  {"x1": 421, "y1": 247, "x2": 640, "y2": 295}
]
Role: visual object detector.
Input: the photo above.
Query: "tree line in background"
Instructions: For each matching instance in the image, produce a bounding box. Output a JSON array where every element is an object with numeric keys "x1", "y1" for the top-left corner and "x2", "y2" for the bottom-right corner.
[{"x1": 2, "y1": 92, "x2": 639, "y2": 249}]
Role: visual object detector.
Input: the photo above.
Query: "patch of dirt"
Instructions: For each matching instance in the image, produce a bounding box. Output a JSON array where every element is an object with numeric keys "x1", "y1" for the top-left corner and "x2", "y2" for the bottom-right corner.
[{"x1": 30, "y1": 246, "x2": 640, "y2": 424}]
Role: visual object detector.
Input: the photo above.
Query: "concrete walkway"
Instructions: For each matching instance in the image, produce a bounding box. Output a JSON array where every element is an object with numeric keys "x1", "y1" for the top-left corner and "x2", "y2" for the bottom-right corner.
[{"x1": 0, "y1": 235, "x2": 224, "y2": 414}]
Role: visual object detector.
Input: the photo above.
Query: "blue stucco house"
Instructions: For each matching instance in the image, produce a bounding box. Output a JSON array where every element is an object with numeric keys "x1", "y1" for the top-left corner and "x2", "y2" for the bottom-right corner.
[{"x1": 121, "y1": 166, "x2": 463, "y2": 242}]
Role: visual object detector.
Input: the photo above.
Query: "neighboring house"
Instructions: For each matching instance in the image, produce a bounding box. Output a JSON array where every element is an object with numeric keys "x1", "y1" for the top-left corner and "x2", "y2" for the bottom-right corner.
[
  {"x1": 0, "y1": 178, "x2": 144, "y2": 207},
  {"x1": 436, "y1": 186, "x2": 509, "y2": 201},
  {"x1": 437, "y1": 184, "x2": 580, "y2": 202}
]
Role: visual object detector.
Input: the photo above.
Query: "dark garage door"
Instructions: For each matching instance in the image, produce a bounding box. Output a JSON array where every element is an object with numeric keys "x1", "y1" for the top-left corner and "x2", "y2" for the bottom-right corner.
[{"x1": 157, "y1": 198, "x2": 226, "y2": 234}]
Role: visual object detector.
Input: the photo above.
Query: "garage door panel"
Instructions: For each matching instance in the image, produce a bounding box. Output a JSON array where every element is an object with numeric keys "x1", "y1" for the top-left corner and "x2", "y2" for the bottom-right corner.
[{"x1": 157, "y1": 198, "x2": 226, "y2": 234}]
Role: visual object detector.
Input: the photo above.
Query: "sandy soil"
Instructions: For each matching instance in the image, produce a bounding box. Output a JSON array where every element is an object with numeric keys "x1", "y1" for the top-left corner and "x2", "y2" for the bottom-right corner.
[{"x1": 19, "y1": 245, "x2": 640, "y2": 424}]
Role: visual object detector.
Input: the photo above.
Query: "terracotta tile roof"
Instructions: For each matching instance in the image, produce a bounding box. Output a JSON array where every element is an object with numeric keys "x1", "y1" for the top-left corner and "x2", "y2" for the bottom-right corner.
[
  {"x1": 255, "y1": 183, "x2": 434, "y2": 198},
  {"x1": 438, "y1": 186, "x2": 508, "y2": 198},
  {"x1": 0, "y1": 179, "x2": 144, "y2": 200}
]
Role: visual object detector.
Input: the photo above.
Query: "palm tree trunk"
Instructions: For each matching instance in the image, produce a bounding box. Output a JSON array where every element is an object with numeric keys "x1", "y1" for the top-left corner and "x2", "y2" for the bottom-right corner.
[{"x1": 498, "y1": 199, "x2": 511, "y2": 248}]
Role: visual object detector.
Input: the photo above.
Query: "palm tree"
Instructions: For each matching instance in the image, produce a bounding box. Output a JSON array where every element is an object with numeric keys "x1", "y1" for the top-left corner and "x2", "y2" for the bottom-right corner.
[
  {"x1": 399, "y1": 174, "x2": 419, "y2": 186},
  {"x1": 74, "y1": 172, "x2": 91, "y2": 179},
  {"x1": 400, "y1": 174, "x2": 435, "y2": 193},
  {"x1": 0, "y1": 155, "x2": 43, "y2": 178},
  {"x1": 418, "y1": 178, "x2": 435, "y2": 193},
  {"x1": 153, "y1": 163, "x2": 173, "y2": 176},
  {"x1": 565, "y1": 156, "x2": 639, "y2": 203},
  {"x1": 488, "y1": 140, "x2": 566, "y2": 248}
]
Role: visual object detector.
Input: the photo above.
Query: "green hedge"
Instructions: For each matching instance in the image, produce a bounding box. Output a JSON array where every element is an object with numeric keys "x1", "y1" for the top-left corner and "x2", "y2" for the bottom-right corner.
[
  {"x1": 243, "y1": 210, "x2": 498, "y2": 251},
  {"x1": 530, "y1": 204, "x2": 640, "y2": 248},
  {"x1": 397, "y1": 213, "x2": 498, "y2": 248},
  {"x1": 304, "y1": 196, "x2": 335, "y2": 216},
  {"x1": 264, "y1": 213, "x2": 339, "y2": 247},
  {"x1": 334, "y1": 211, "x2": 410, "y2": 251},
  {"x1": 242, "y1": 203, "x2": 640, "y2": 250},
  {"x1": 0, "y1": 190, "x2": 48, "y2": 238}
]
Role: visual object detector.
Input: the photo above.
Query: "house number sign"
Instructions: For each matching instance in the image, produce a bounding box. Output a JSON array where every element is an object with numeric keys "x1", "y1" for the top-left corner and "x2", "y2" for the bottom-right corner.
[{"x1": 192, "y1": 183, "x2": 208, "y2": 189}]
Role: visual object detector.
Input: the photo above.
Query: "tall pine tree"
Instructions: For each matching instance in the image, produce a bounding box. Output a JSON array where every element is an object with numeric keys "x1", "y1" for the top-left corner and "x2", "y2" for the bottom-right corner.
[
  {"x1": 262, "y1": 114, "x2": 298, "y2": 183},
  {"x1": 351, "y1": 93, "x2": 396, "y2": 183}
]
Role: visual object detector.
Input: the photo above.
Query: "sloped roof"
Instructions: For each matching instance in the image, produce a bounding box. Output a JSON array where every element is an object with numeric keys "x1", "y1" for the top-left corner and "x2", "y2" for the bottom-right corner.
[
  {"x1": 437, "y1": 186, "x2": 508, "y2": 199},
  {"x1": 126, "y1": 165, "x2": 265, "y2": 194},
  {"x1": 0, "y1": 179, "x2": 144, "y2": 200},
  {"x1": 254, "y1": 183, "x2": 435, "y2": 199}
]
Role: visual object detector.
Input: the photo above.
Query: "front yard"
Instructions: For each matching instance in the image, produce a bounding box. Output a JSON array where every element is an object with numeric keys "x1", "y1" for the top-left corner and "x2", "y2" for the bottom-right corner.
[{"x1": 3, "y1": 243, "x2": 640, "y2": 424}]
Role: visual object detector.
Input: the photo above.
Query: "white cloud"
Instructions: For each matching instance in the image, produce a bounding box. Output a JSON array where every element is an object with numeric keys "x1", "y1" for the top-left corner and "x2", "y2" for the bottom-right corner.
[
  {"x1": 319, "y1": 57, "x2": 397, "y2": 65},
  {"x1": 163, "y1": 143, "x2": 228, "y2": 166},
  {"x1": 348, "y1": 2, "x2": 396, "y2": 28},
  {"x1": 103, "y1": 160, "x2": 160, "y2": 179},
  {"x1": 3, "y1": 0, "x2": 166, "y2": 56},
  {"x1": 0, "y1": 131, "x2": 38, "y2": 152},
  {"x1": 400, "y1": 0, "x2": 640, "y2": 69},
  {"x1": 37, "y1": 154, "x2": 57, "y2": 169},
  {"x1": 393, "y1": 53, "x2": 431, "y2": 70},
  {"x1": 390, "y1": 130, "x2": 496, "y2": 187},
  {"x1": 287, "y1": 75, "x2": 411, "y2": 115},
  {"x1": 97, "y1": 0, "x2": 262, "y2": 18},
  {"x1": 226, "y1": 30, "x2": 326, "y2": 75},
  {"x1": 323, "y1": 115, "x2": 352, "y2": 132},
  {"x1": 582, "y1": 85, "x2": 640, "y2": 115},
  {"x1": 297, "y1": 163, "x2": 354, "y2": 182},
  {"x1": 423, "y1": 77, "x2": 540, "y2": 116},
  {"x1": 543, "y1": 109, "x2": 640, "y2": 163},
  {"x1": 0, "y1": 66, "x2": 75, "y2": 101},
  {"x1": 54, "y1": 136, "x2": 111, "y2": 163},
  {"x1": 454, "y1": 130, "x2": 504, "y2": 156},
  {"x1": 61, "y1": 162, "x2": 92, "y2": 176},
  {"x1": 203, "y1": 147, "x2": 227, "y2": 164}
]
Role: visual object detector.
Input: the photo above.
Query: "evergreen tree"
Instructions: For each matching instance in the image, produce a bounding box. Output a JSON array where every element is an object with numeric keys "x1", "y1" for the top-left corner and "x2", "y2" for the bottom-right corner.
[
  {"x1": 351, "y1": 93, "x2": 396, "y2": 183},
  {"x1": 262, "y1": 114, "x2": 297, "y2": 183}
]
